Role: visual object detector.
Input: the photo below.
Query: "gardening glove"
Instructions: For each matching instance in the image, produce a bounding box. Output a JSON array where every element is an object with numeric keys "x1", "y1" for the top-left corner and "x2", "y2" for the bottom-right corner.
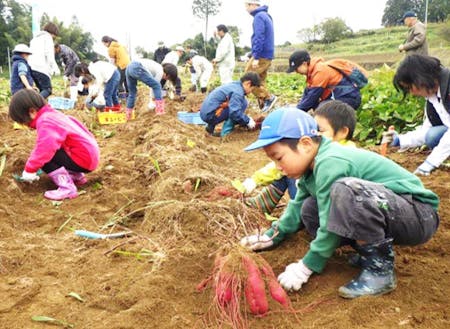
[
  {"x1": 381, "y1": 129, "x2": 399, "y2": 146},
  {"x1": 242, "y1": 177, "x2": 257, "y2": 194},
  {"x1": 240, "y1": 234, "x2": 273, "y2": 251},
  {"x1": 247, "y1": 117, "x2": 256, "y2": 130},
  {"x1": 414, "y1": 161, "x2": 435, "y2": 176},
  {"x1": 62, "y1": 75, "x2": 69, "y2": 82},
  {"x1": 21, "y1": 170, "x2": 40, "y2": 182},
  {"x1": 278, "y1": 259, "x2": 313, "y2": 291}
]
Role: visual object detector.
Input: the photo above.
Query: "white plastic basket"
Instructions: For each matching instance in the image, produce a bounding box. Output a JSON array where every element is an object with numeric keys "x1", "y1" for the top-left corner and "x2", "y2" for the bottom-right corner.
[{"x1": 48, "y1": 97, "x2": 75, "y2": 110}]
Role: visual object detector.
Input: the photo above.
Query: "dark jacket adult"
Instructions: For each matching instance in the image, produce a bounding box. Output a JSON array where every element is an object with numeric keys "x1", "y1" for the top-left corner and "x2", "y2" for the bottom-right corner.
[
  {"x1": 154, "y1": 46, "x2": 171, "y2": 64},
  {"x1": 58, "y1": 44, "x2": 80, "y2": 77},
  {"x1": 297, "y1": 58, "x2": 361, "y2": 111},
  {"x1": 250, "y1": 5, "x2": 274, "y2": 60},
  {"x1": 426, "y1": 67, "x2": 450, "y2": 126},
  {"x1": 11, "y1": 54, "x2": 34, "y2": 95}
]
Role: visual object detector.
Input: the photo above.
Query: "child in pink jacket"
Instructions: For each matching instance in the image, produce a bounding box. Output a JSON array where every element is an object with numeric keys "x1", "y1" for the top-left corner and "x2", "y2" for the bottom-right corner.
[{"x1": 9, "y1": 89, "x2": 100, "y2": 200}]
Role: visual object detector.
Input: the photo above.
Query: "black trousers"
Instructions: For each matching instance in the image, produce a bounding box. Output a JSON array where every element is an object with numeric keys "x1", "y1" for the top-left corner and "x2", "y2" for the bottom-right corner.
[{"x1": 42, "y1": 149, "x2": 89, "y2": 174}]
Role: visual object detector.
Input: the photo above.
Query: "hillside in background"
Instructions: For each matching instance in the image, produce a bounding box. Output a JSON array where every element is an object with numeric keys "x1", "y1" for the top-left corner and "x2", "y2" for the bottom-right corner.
[{"x1": 266, "y1": 23, "x2": 450, "y2": 71}]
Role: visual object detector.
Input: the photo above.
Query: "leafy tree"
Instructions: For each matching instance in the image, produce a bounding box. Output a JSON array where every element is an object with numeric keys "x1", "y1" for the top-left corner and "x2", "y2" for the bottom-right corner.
[
  {"x1": 192, "y1": 0, "x2": 222, "y2": 56},
  {"x1": 382, "y1": 0, "x2": 450, "y2": 26},
  {"x1": 297, "y1": 26, "x2": 320, "y2": 43},
  {"x1": 319, "y1": 17, "x2": 353, "y2": 43}
]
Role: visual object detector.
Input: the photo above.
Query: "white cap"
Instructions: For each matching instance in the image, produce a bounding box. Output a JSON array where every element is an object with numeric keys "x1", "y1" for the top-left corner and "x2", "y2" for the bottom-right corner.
[
  {"x1": 13, "y1": 44, "x2": 32, "y2": 54},
  {"x1": 175, "y1": 46, "x2": 185, "y2": 52},
  {"x1": 245, "y1": 0, "x2": 263, "y2": 5}
]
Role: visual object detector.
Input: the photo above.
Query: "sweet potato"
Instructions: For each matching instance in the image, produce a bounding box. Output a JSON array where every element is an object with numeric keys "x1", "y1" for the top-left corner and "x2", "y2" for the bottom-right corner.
[
  {"x1": 261, "y1": 266, "x2": 290, "y2": 308},
  {"x1": 215, "y1": 272, "x2": 233, "y2": 306},
  {"x1": 243, "y1": 256, "x2": 269, "y2": 316}
]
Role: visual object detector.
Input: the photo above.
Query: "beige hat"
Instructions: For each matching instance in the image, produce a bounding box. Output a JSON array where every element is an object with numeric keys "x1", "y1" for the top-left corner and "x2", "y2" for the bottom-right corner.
[
  {"x1": 13, "y1": 43, "x2": 32, "y2": 54},
  {"x1": 175, "y1": 45, "x2": 185, "y2": 52}
]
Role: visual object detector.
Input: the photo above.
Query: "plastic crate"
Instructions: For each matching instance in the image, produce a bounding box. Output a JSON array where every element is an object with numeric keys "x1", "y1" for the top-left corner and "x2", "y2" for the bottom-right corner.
[
  {"x1": 177, "y1": 111, "x2": 206, "y2": 125},
  {"x1": 48, "y1": 97, "x2": 75, "y2": 110}
]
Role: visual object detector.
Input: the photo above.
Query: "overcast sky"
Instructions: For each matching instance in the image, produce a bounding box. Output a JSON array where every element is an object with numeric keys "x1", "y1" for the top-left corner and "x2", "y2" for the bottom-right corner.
[{"x1": 20, "y1": 0, "x2": 387, "y2": 56}]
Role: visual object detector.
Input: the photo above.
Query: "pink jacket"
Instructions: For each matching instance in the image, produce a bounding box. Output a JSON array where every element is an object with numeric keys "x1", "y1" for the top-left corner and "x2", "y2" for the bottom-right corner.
[{"x1": 25, "y1": 104, "x2": 99, "y2": 173}]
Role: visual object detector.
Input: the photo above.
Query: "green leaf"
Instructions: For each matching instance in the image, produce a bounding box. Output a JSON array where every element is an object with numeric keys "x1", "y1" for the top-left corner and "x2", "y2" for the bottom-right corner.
[
  {"x1": 31, "y1": 315, "x2": 74, "y2": 328},
  {"x1": 67, "y1": 291, "x2": 85, "y2": 302}
]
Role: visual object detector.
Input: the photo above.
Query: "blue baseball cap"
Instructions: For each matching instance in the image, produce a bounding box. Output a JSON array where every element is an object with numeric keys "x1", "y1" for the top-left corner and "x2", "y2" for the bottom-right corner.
[
  {"x1": 244, "y1": 107, "x2": 318, "y2": 151},
  {"x1": 402, "y1": 11, "x2": 417, "y2": 20}
]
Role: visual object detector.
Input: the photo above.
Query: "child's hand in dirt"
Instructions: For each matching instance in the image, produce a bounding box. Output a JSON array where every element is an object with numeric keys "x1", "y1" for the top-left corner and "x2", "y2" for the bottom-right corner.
[
  {"x1": 240, "y1": 234, "x2": 273, "y2": 251},
  {"x1": 21, "y1": 170, "x2": 40, "y2": 183},
  {"x1": 278, "y1": 259, "x2": 312, "y2": 291}
]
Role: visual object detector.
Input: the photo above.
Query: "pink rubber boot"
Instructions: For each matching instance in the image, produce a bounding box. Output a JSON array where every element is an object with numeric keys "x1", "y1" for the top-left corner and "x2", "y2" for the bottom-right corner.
[
  {"x1": 44, "y1": 167, "x2": 78, "y2": 200},
  {"x1": 126, "y1": 108, "x2": 134, "y2": 121},
  {"x1": 155, "y1": 99, "x2": 165, "y2": 115},
  {"x1": 67, "y1": 170, "x2": 88, "y2": 186}
]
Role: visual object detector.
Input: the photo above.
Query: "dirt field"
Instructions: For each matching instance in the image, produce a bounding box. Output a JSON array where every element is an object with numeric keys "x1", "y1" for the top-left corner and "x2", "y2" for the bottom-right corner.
[{"x1": 0, "y1": 92, "x2": 449, "y2": 329}]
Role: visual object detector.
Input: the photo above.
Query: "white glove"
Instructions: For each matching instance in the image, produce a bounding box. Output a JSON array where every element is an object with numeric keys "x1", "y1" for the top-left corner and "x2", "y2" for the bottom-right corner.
[
  {"x1": 21, "y1": 170, "x2": 40, "y2": 182},
  {"x1": 380, "y1": 129, "x2": 397, "y2": 145},
  {"x1": 62, "y1": 75, "x2": 69, "y2": 82},
  {"x1": 278, "y1": 259, "x2": 313, "y2": 291},
  {"x1": 240, "y1": 234, "x2": 273, "y2": 251},
  {"x1": 414, "y1": 161, "x2": 435, "y2": 176},
  {"x1": 242, "y1": 178, "x2": 257, "y2": 194},
  {"x1": 148, "y1": 101, "x2": 156, "y2": 110},
  {"x1": 247, "y1": 117, "x2": 256, "y2": 129}
]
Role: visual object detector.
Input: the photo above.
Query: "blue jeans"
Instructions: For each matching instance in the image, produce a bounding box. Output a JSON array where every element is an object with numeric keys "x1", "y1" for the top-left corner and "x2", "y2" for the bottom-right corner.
[
  {"x1": 31, "y1": 70, "x2": 52, "y2": 98},
  {"x1": 104, "y1": 69, "x2": 120, "y2": 106},
  {"x1": 272, "y1": 176, "x2": 297, "y2": 199},
  {"x1": 126, "y1": 61, "x2": 162, "y2": 108},
  {"x1": 425, "y1": 125, "x2": 447, "y2": 149}
]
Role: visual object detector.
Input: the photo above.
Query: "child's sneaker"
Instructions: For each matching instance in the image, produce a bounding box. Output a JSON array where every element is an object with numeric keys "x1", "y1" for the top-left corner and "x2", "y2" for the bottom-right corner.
[{"x1": 261, "y1": 95, "x2": 278, "y2": 113}]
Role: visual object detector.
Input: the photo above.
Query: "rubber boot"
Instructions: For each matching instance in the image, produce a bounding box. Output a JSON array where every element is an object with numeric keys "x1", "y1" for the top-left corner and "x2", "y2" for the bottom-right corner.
[
  {"x1": 125, "y1": 108, "x2": 134, "y2": 121},
  {"x1": 338, "y1": 238, "x2": 397, "y2": 299},
  {"x1": 244, "y1": 184, "x2": 284, "y2": 214},
  {"x1": 44, "y1": 167, "x2": 78, "y2": 200},
  {"x1": 67, "y1": 170, "x2": 87, "y2": 186},
  {"x1": 220, "y1": 119, "x2": 235, "y2": 137},
  {"x1": 112, "y1": 104, "x2": 121, "y2": 111},
  {"x1": 155, "y1": 99, "x2": 165, "y2": 115},
  {"x1": 69, "y1": 86, "x2": 78, "y2": 102}
]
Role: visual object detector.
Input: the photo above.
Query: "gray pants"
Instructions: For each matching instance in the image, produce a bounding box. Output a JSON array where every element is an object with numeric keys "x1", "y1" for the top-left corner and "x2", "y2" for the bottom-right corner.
[{"x1": 301, "y1": 178, "x2": 439, "y2": 245}]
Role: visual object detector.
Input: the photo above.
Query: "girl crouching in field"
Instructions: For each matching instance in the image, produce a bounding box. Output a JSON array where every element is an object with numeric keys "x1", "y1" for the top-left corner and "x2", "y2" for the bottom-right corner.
[{"x1": 9, "y1": 89, "x2": 100, "y2": 200}]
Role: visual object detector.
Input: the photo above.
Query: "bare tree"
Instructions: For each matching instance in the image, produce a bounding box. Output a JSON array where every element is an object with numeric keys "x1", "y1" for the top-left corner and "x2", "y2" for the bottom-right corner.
[{"x1": 192, "y1": 0, "x2": 222, "y2": 55}]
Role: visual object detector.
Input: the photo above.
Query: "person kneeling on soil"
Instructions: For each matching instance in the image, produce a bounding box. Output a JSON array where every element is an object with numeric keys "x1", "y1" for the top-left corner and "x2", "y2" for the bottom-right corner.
[
  {"x1": 9, "y1": 89, "x2": 100, "y2": 201},
  {"x1": 381, "y1": 54, "x2": 450, "y2": 176},
  {"x1": 240, "y1": 107, "x2": 439, "y2": 299},
  {"x1": 200, "y1": 72, "x2": 261, "y2": 137},
  {"x1": 243, "y1": 100, "x2": 356, "y2": 214}
]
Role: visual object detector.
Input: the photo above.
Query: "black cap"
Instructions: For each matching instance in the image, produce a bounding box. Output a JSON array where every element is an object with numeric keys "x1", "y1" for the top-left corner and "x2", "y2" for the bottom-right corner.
[
  {"x1": 286, "y1": 50, "x2": 311, "y2": 73},
  {"x1": 401, "y1": 11, "x2": 417, "y2": 20}
]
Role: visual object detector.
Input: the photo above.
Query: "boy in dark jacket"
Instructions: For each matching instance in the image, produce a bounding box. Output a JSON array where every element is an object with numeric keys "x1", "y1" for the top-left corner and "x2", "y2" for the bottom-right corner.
[{"x1": 10, "y1": 44, "x2": 34, "y2": 95}]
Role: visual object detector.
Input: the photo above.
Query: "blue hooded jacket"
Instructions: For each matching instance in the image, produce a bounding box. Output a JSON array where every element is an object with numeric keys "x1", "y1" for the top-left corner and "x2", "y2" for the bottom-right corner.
[
  {"x1": 250, "y1": 5, "x2": 274, "y2": 60},
  {"x1": 200, "y1": 81, "x2": 250, "y2": 126}
]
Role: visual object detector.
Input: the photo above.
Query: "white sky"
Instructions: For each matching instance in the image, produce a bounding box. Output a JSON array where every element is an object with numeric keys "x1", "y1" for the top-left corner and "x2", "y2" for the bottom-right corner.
[{"x1": 20, "y1": 0, "x2": 387, "y2": 57}]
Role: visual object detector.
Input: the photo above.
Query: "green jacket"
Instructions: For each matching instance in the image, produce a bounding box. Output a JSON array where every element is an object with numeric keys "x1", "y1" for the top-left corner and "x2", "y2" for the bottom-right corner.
[{"x1": 266, "y1": 138, "x2": 439, "y2": 273}]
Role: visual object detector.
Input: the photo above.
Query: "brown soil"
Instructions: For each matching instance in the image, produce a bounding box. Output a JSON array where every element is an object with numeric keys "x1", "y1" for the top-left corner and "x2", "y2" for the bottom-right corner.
[{"x1": 0, "y1": 91, "x2": 449, "y2": 329}]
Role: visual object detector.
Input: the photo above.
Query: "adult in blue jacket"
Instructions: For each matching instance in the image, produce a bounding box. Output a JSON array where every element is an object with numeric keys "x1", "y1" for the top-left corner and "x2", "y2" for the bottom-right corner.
[
  {"x1": 200, "y1": 72, "x2": 261, "y2": 137},
  {"x1": 244, "y1": 1, "x2": 277, "y2": 113}
]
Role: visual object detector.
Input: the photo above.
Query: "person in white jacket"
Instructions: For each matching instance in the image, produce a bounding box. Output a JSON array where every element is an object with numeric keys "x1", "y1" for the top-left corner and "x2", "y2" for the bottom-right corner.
[
  {"x1": 28, "y1": 22, "x2": 60, "y2": 99},
  {"x1": 383, "y1": 55, "x2": 450, "y2": 176},
  {"x1": 186, "y1": 53, "x2": 213, "y2": 93},
  {"x1": 74, "y1": 60, "x2": 120, "y2": 109},
  {"x1": 213, "y1": 24, "x2": 235, "y2": 85}
]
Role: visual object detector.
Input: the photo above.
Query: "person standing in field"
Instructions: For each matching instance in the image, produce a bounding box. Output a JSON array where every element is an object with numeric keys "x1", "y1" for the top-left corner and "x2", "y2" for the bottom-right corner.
[
  {"x1": 244, "y1": 0, "x2": 277, "y2": 113},
  {"x1": 153, "y1": 41, "x2": 171, "y2": 64},
  {"x1": 398, "y1": 11, "x2": 428, "y2": 56},
  {"x1": 213, "y1": 24, "x2": 236, "y2": 85},
  {"x1": 28, "y1": 22, "x2": 60, "y2": 99},
  {"x1": 54, "y1": 43, "x2": 80, "y2": 101},
  {"x1": 101, "y1": 36, "x2": 131, "y2": 97}
]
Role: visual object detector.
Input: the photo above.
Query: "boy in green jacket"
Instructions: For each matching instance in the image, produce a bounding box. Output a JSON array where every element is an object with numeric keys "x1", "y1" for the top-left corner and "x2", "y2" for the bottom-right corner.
[{"x1": 241, "y1": 107, "x2": 439, "y2": 299}]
